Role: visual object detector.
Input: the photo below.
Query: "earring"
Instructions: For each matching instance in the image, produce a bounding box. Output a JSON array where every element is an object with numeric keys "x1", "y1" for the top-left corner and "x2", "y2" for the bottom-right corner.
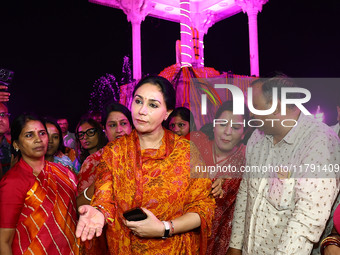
[{"x1": 15, "y1": 148, "x2": 19, "y2": 152}]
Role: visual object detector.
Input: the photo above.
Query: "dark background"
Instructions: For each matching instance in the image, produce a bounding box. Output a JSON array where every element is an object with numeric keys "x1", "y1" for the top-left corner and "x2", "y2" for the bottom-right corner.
[{"x1": 1, "y1": 0, "x2": 339, "y2": 130}]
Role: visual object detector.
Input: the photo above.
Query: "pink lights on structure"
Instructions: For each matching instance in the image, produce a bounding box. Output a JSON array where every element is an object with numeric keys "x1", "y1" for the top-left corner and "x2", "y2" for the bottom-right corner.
[
  {"x1": 89, "y1": 0, "x2": 269, "y2": 77},
  {"x1": 180, "y1": 0, "x2": 193, "y2": 67}
]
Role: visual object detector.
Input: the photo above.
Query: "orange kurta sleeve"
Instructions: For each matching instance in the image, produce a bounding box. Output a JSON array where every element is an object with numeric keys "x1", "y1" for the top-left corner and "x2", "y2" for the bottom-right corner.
[{"x1": 91, "y1": 141, "x2": 117, "y2": 221}]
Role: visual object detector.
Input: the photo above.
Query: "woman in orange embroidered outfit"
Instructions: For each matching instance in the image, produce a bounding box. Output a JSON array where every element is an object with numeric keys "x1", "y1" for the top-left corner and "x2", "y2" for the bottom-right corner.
[
  {"x1": 76, "y1": 76, "x2": 215, "y2": 254},
  {"x1": 0, "y1": 113, "x2": 79, "y2": 254}
]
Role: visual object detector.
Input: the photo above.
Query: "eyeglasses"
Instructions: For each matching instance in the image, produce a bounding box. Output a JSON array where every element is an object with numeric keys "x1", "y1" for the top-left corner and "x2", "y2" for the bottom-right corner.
[
  {"x1": 76, "y1": 128, "x2": 97, "y2": 140},
  {"x1": 0, "y1": 112, "x2": 10, "y2": 118}
]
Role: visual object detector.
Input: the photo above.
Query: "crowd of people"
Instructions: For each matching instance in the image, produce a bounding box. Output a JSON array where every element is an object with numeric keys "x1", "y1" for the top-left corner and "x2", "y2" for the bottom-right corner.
[{"x1": 0, "y1": 74, "x2": 339, "y2": 255}]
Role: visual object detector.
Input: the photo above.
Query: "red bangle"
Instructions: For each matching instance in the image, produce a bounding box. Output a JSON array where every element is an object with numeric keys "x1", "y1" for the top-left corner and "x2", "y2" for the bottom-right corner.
[{"x1": 320, "y1": 236, "x2": 340, "y2": 255}]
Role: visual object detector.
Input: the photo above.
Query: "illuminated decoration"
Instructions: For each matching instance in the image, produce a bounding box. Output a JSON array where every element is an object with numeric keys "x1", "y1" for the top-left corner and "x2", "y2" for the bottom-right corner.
[
  {"x1": 120, "y1": 56, "x2": 132, "y2": 85},
  {"x1": 192, "y1": 28, "x2": 199, "y2": 61},
  {"x1": 313, "y1": 105, "x2": 324, "y2": 122},
  {"x1": 90, "y1": 0, "x2": 268, "y2": 118},
  {"x1": 89, "y1": 73, "x2": 120, "y2": 113},
  {"x1": 119, "y1": 56, "x2": 136, "y2": 109},
  {"x1": 89, "y1": 0, "x2": 268, "y2": 76},
  {"x1": 180, "y1": 0, "x2": 192, "y2": 67}
]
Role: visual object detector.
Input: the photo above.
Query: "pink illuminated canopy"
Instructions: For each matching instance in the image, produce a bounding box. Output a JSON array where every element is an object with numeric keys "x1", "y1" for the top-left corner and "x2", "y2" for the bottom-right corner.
[
  {"x1": 89, "y1": 0, "x2": 268, "y2": 78},
  {"x1": 89, "y1": 0, "x2": 242, "y2": 24}
]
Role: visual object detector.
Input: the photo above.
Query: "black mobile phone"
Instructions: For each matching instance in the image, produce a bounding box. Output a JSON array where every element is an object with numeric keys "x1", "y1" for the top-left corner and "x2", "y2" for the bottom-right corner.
[
  {"x1": 123, "y1": 207, "x2": 147, "y2": 221},
  {"x1": 0, "y1": 68, "x2": 14, "y2": 87}
]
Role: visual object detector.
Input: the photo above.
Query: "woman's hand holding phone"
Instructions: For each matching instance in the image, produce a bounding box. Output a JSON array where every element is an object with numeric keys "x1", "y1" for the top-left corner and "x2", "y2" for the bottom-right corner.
[{"x1": 123, "y1": 207, "x2": 164, "y2": 238}]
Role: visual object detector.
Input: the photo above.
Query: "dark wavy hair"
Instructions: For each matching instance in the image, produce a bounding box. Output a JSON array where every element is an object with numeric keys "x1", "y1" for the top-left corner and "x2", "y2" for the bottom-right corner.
[
  {"x1": 44, "y1": 117, "x2": 65, "y2": 154},
  {"x1": 214, "y1": 100, "x2": 249, "y2": 122},
  {"x1": 133, "y1": 75, "x2": 176, "y2": 111},
  {"x1": 11, "y1": 113, "x2": 47, "y2": 159},
  {"x1": 75, "y1": 118, "x2": 108, "y2": 164},
  {"x1": 166, "y1": 107, "x2": 197, "y2": 132},
  {"x1": 101, "y1": 102, "x2": 133, "y2": 128}
]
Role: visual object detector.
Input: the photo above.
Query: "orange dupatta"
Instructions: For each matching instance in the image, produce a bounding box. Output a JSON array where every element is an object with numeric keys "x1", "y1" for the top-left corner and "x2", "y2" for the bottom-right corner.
[{"x1": 91, "y1": 129, "x2": 215, "y2": 254}]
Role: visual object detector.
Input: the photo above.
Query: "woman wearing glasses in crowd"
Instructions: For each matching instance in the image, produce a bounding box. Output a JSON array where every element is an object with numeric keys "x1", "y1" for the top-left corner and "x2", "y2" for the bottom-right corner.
[
  {"x1": 0, "y1": 113, "x2": 79, "y2": 254},
  {"x1": 76, "y1": 76, "x2": 215, "y2": 254},
  {"x1": 77, "y1": 103, "x2": 133, "y2": 254},
  {"x1": 74, "y1": 118, "x2": 107, "y2": 173}
]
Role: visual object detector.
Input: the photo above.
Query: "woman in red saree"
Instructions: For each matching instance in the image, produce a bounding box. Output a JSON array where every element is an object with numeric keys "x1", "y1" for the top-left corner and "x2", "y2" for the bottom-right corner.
[
  {"x1": 191, "y1": 101, "x2": 248, "y2": 255},
  {"x1": 0, "y1": 113, "x2": 79, "y2": 254},
  {"x1": 76, "y1": 76, "x2": 216, "y2": 254}
]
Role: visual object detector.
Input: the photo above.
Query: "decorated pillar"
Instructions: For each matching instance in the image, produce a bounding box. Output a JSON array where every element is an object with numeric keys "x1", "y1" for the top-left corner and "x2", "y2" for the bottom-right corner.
[
  {"x1": 236, "y1": 0, "x2": 268, "y2": 77},
  {"x1": 117, "y1": 0, "x2": 149, "y2": 80},
  {"x1": 131, "y1": 19, "x2": 142, "y2": 80},
  {"x1": 191, "y1": 11, "x2": 216, "y2": 67},
  {"x1": 180, "y1": 0, "x2": 192, "y2": 67}
]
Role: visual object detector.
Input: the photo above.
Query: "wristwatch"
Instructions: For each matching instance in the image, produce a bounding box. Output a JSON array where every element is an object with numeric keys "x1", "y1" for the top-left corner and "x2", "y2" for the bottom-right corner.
[{"x1": 162, "y1": 221, "x2": 170, "y2": 239}]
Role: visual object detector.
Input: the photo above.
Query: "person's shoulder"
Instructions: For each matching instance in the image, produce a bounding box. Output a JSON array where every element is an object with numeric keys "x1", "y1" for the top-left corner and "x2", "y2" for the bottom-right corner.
[
  {"x1": 106, "y1": 133, "x2": 131, "y2": 150},
  {"x1": 0, "y1": 160, "x2": 34, "y2": 188},
  {"x1": 300, "y1": 115, "x2": 339, "y2": 141},
  {"x1": 85, "y1": 148, "x2": 104, "y2": 162},
  {"x1": 48, "y1": 160, "x2": 66, "y2": 171},
  {"x1": 47, "y1": 161, "x2": 78, "y2": 187},
  {"x1": 166, "y1": 129, "x2": 191, "y2": 147},
  {"x1": 48, "y1": 160, "x2": 76, "y2": 176},
  {"x1": 190, "y1": 131, "x2": 209, "y2": 142},
  {"x1": 101, "y1": 133, "x2": 134, "y2": 158},
  {"x1": 330, "y1": 122, "x2": 340, "y2": 134},
  {"x1": 247, "y1": 128, "x2": 265, "y2": 146},
  {"x1": 48, "y1": 161, "x2": 73, "y2": 176}
]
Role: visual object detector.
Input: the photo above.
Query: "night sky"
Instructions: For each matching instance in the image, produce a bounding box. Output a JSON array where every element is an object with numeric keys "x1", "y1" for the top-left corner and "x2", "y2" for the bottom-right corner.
[{"x1": 1, "y1": 0, "x2": 339, "y2": 130}]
